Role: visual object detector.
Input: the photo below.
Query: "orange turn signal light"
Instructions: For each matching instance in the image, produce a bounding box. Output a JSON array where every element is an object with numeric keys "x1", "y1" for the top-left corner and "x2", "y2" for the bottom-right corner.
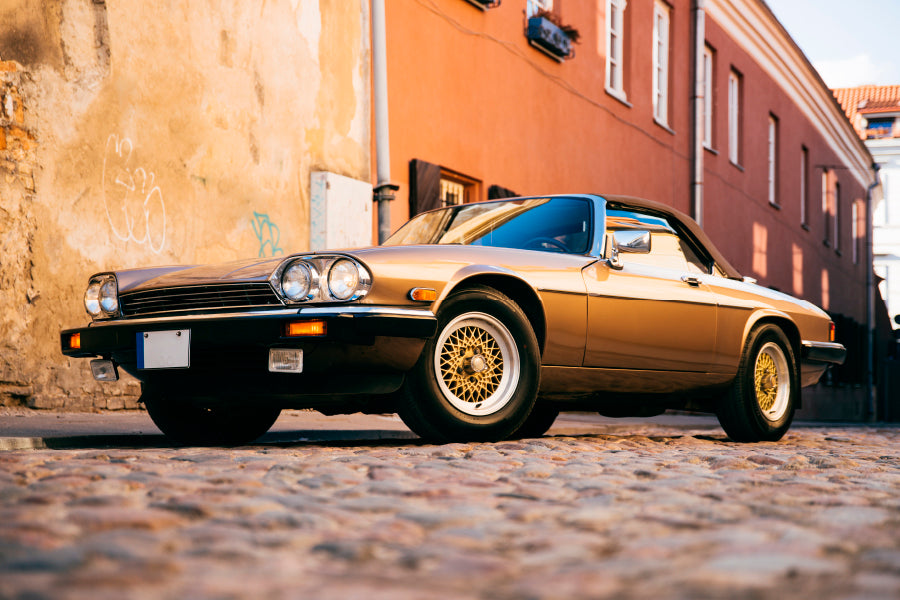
[
  {"x1": 286, "y1": 320, "x2": 326, "y2": 337},
  {"x1": 829, "y1": 321, "x2": 835, "y2": 342},
  {"x1": 409, "y1": 287, "x2": 437, "y2": 302},
  {"x1": 69, "y1": 333, "x2": 81, "y2": 350}
]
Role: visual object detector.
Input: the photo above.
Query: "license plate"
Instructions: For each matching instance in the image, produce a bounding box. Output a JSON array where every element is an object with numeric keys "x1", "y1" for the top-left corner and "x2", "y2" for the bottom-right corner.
[{"x1": 137, "y1": 330, "x2": 190, "y2": 369}]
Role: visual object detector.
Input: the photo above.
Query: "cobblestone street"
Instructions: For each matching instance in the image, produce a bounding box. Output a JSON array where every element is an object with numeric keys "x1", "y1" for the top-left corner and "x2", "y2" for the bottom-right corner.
[{"x1": 1, "y1": 413, "x2": 898, "y2": 599}]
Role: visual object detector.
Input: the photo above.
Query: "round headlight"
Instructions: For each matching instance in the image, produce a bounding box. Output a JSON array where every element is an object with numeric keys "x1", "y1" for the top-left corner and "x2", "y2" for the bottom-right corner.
[
  {"x1": 99, "y1": 280, "x2": 118, "y2": 314},
  {"x1": 84, "y1": 282, "x2": 102, "y2": 317},
  {"x1": 328, "y1": 259, "x2": 360, "y2": 300},
  {"x1": 281, "y1": 261, "x2": 312, "y2": 301}
]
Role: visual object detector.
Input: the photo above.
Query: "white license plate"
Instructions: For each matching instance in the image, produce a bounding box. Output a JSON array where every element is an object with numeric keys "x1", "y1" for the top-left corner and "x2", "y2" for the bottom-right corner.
[{"x1": 137, "y1": 330, "x2": 190, "y2": 369}]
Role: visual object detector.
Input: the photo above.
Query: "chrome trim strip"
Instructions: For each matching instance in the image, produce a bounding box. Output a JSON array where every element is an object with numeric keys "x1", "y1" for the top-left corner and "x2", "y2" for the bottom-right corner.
[
  {"x1": 801, "y1": 340, "x2": 844, "y2": 350},
  {"x1": 586, "y1": 292, "x2": 717, "y2": 308},
  {"x1": 536, "y1": 288, "x2": 585, "y2": 296},
  {"x1": 87, "y1": 306, "x2": 436, "y2": 328}
]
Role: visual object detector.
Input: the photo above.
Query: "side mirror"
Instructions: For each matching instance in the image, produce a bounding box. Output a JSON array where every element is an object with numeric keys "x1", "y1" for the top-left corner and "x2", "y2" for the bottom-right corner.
[
  {"x1": 615, "y1": 230, "x2": 651, "y2": 254},
  {"x1": 605, "y1": 230, "x2": 650, "y2": 270}
]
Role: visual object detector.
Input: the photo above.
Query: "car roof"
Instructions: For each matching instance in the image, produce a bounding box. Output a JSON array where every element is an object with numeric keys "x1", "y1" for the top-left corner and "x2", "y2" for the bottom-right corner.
[{"x1": 600, "y1": 194, "x2": 743, "y2": 280}]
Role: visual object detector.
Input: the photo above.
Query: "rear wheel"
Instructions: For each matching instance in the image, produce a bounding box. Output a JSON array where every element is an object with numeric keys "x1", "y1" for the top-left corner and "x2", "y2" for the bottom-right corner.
[
  {"x1": 716, "y1": 324, "x2": 797, "y2": 442},
  {"x1": 142, "y1": 387, "x2": 281, "y2": 446},
  {"x1": 399, "y1": 285, "x2": 540, "y2": 443}
]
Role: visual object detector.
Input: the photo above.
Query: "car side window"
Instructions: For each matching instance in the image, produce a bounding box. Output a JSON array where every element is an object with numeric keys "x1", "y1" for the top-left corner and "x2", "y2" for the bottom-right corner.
[{"x1": 606, "y1": 208, "x2": 709, "y2": 274}]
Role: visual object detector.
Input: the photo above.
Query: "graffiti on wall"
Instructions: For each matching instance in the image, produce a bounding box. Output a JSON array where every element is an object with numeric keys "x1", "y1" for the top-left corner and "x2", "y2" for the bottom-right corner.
[
  {"x1": 251, "y1": 211, "x2": 283, "y2": 257},
  {"x1": 101, "y1": 134, "x2": 167, "y2": 254}
]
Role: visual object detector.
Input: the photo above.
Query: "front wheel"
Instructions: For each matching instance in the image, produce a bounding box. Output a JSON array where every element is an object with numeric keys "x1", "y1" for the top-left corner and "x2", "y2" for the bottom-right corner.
[
  {"x1": 142, "y1": 387, "x2": 282, "y2": 446},
  {"x1": 716, "y1": 324, "x2": 797, "y2": 442},
  {"x1": 398, "y1": 285, "x2": 540, "y2": 443}
]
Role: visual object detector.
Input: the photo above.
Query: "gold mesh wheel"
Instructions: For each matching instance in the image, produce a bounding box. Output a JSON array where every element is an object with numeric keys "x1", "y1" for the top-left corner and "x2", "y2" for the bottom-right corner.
[
  {"x1": 754, "y1": 341, "x2": 790, "y2": 422},
  {"x1": 433, "y1": 312, "x2": 519, "y2": 416}
]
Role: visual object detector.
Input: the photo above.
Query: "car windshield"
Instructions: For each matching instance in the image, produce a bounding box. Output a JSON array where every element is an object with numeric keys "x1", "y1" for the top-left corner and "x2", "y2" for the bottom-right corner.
[{"x1": 383, "y1": 197, "x2": 592, "y2": 254}]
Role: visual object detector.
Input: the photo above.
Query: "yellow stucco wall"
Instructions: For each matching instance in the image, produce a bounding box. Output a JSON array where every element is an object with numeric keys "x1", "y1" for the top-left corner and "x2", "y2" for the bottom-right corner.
[{"x1": 0, "y1": 0, "x2": 371, "y2": 408}]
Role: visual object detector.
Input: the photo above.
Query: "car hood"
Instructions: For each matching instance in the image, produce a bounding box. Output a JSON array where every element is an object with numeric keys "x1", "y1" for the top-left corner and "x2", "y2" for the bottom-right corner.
[
  {"x1": 111, "y1": 244, "x2": 596, "y2": 295},
  {"x1": 113, "y1": 257, "x2": 285, "y2": 293}
]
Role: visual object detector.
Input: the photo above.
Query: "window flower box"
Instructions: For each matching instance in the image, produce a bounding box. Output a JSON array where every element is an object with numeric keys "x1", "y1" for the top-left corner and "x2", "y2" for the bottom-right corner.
[
  {"x1": 527, "y1": 15, "x2": 574, "y2": 60},
  {"x1": 464, "y1": 0, "x2": 500, "y2": 10}
]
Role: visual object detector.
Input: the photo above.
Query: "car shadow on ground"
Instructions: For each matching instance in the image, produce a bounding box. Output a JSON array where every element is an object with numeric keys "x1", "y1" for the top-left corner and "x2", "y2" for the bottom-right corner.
[{"x1": 32, "y1": 430, "x2": 736, "y2": 450}]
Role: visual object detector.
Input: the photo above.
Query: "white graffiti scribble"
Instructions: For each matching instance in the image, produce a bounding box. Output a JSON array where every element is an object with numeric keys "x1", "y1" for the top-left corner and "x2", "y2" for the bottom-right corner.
[{"x1": 101, "y1": 134, "x2": 167, "y2": 254}]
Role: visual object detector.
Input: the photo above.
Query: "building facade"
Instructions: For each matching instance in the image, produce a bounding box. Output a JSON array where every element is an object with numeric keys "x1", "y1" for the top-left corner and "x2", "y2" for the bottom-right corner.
[
  {"x1": 834, "y1": 86, "x2": 900, "y2": 328},
  {"x1": 0, "y1": 0, "x2": 372, "y2": 409},
  {"x1": 383, "y1": 0, "x2": 876, "y2": 418}
]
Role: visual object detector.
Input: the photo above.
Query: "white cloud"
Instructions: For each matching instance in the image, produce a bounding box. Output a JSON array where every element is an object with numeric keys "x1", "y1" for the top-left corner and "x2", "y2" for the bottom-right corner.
[{"x1": 814, "y1": 53, "x2": 888, "y2": 88}]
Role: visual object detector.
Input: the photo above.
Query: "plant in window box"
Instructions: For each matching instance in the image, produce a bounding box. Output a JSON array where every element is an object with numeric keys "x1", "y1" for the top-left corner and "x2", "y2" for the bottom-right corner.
[
  {"x1": 464, "y1": 0, "x2": 501, "y2": 9},
  {"x1": 527, "y1": 9, "x2": 580, "y2": 60}
]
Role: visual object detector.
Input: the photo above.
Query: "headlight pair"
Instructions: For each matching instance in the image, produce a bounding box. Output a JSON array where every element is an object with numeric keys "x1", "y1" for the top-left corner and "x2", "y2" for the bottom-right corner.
[
  {"x1": 271, "y1": 256, "x2": 371, "y2": 304},
  {"x1": 84, "y1": 274, "x2": 119, "y2": 318}
]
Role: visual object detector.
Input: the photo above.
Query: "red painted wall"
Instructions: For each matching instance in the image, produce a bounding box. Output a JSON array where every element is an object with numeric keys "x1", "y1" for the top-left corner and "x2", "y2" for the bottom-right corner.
[{"x1": 383, "y1": 0, "x2": 868, "y2": 328}]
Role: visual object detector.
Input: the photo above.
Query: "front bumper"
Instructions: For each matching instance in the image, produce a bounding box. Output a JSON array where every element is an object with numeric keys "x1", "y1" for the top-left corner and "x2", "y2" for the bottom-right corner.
[{"x1": 60, "y1": 306, "x2": 436, "y2": 397}]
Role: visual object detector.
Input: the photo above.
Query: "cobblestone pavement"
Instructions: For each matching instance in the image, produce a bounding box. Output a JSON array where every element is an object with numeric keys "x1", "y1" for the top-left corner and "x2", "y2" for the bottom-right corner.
[{"x1": 1, "y1": 416, "x2": 898, "y2": 599}]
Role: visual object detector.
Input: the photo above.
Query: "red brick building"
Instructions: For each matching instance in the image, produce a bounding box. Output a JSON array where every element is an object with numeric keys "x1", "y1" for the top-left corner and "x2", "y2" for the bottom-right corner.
[{"x1": 380, "y1": 0, "x2": 877, "y2": 418}]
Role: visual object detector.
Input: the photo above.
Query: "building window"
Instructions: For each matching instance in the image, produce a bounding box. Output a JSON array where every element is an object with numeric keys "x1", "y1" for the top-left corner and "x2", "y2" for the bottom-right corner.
[
  {"x1": 728, "y1": 70, "x2": 741, "y2": 165},
  {"x1": 606, "y1": 0, "x2": 627, "y2": 101},
  {"x1": 702, "y1": 45, "x2": 714, "y2": 148},
  {"x1": 865, "y1": 117, "x2": 894, "y2": 139},
  {"x1": 834, "y1": 181, "x2": 841, "y2": 253},
  {"x1": 767, "y1": 114, "x2": 778, "y2": 206},
  {"x1": 875, "y1": 171, "x2": 889, "y2": 226},
  {"x1": 852, "y1": 200, "x2": 859, "y2": 264},
  {"x1": 822, "y1": 170, "x2": 831, "y2": 246},
  {"x1": 800, "y1": 146, "x2": 809, "y2": 227},
  {"x1": 526, "y1": 0, "x2": 553, "y2": 17},
  {"x1": 652, "y1": 1, "x2": 670, "y2": 126},
  {"x1": 440, "y1": 169, "x2": 480, "y2": 207}
]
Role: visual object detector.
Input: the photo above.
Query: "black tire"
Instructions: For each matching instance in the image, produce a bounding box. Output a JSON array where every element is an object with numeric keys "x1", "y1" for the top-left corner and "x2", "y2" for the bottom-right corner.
[
  {"x1": 716, "y1": 324, "x2": 797, "y2": 442},
  {"x1": 142, "y1": 387, "x2": 281, "y2": 446},
  {"x1": 508, "y1": 402, "x2": 559, "y2": 439},
  {"x1": 398, "y1": 285, "x2": 540, "y2": 443}
]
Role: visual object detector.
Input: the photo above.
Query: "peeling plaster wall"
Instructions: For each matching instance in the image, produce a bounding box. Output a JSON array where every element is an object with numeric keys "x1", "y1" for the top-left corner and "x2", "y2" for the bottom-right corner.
[{"x1": 0, "y1": 0, "x2": 371, "y2": 409}]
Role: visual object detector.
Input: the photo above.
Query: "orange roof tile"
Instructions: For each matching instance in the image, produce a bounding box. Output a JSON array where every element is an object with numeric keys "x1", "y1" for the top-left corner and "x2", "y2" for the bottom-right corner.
[{"x1": 833, "y1": 85, "x2": 900, "y2": 139}]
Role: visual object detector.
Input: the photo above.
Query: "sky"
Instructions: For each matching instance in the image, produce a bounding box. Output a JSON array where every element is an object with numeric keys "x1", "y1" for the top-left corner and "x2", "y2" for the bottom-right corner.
[{"x1": 766, "y1": 0, "x2": 900, "y2": 88}]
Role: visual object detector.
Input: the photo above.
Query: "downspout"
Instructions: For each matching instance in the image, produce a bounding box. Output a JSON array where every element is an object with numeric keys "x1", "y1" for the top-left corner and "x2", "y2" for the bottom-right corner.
[
  {"x1": 866, "y1": 163, "x2": 881, "y2": 420},
  {"x1": 691, "y1": 0, "x2": 706, "y2": 226},
  {"x1": 372, "y1": 0, "x2": 397, "y2": 243}
]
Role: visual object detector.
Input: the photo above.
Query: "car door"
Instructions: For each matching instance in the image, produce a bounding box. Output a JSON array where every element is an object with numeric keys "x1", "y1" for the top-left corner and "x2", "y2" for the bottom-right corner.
[{"x1": 582, "y1": 208, "x2": 718, "y2": 372}]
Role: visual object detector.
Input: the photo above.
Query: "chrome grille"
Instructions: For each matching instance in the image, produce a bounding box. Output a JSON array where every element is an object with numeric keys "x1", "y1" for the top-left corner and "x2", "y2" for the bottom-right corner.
[{"x1": 120, "y1": 283, "x2": 282, "y2": 316}]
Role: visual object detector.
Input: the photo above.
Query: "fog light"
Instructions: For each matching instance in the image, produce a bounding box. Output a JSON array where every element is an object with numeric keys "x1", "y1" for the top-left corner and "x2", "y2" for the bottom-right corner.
[
  {"x1": 90, "y1": 359, "x2": 119, "y2": 382},
  {"x1": 269, "y1": 349, "x2": 303, "y2": 373},
  {"x1": 69, "y1": 333, "x2": 82, "y2": 350}
]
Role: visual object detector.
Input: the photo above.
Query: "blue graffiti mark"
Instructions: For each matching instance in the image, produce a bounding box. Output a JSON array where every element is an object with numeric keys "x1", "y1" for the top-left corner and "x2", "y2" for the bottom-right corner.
[{"x1": 251, "y1": 211, "x2": 283, "y2": 257}]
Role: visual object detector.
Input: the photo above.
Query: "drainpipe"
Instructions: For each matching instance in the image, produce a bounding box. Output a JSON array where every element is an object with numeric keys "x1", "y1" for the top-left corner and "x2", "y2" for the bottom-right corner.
[
  {"x1": 691, "y1": 0, "x2": 706, "y2": 227},
  {"x1": 866, "y1": 163, "x2": 881, "y2": 420},
  {"x1": 371, "y1": 0, "x2": 397, "y2": 243}
]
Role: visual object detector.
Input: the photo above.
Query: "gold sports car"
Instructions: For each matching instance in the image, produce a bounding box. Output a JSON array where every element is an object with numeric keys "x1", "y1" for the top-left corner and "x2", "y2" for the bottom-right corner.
[{"x1": 60, "y1": 194, "x2": 845, "y2": 445}]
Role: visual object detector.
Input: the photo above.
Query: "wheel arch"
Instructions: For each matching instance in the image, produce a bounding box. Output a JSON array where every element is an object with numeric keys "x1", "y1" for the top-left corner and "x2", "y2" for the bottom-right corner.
[{"x1": 438, "y1": 271, "x2": 546, "y2": 354}]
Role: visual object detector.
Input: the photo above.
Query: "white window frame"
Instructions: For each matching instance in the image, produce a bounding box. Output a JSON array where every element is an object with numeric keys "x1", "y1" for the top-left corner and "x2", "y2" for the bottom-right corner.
[
  {"x1": 800, "y1": 146, "x2": 808, "y2": 226},
  {"x1": 606, "y1": 0, "x2": 628, "y2": 101},
  {"x1": 702, "y1": 46, "x2": 714, "y2": 148},
  {"x1": 834, "y1": 181, "x2": 841, "y2": 252},
  {"x1": 822, "y1": 170, "x2": 830, "y2": 245},
  {"x1": 527, "y1": 0, "x2": 553, "y2": 18},
  {"x1": 652, "y1": 1, "x2": 670, "y2": 126},
  {"x1": 767, "y1": 114, "x2": 778, "y2": 206},
  {"x1": 728, "y1": 70, "x2": 740, "y2": 165}
]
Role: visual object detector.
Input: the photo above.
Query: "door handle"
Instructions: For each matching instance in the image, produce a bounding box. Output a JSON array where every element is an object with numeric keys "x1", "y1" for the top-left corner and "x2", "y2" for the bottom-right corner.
[{"x1": 681, "y1": 275, "x2": 702, "y2": 287}]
